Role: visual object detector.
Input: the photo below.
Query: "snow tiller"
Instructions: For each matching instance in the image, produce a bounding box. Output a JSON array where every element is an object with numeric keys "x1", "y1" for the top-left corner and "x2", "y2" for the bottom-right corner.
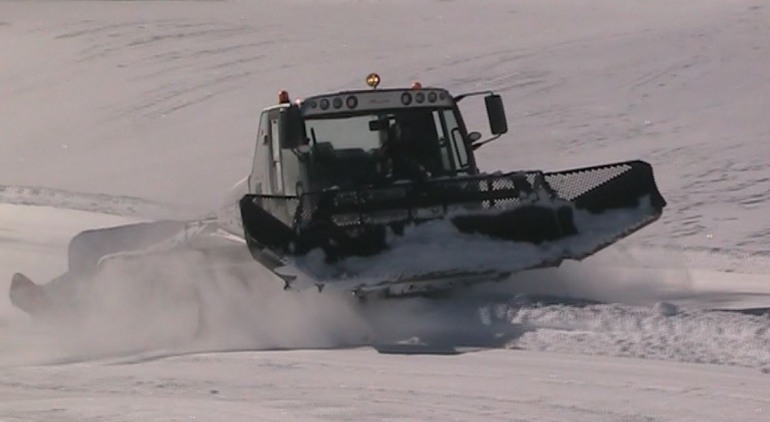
[{"x1": 238, "y1": 74, "x2": 666, "y2": 296}]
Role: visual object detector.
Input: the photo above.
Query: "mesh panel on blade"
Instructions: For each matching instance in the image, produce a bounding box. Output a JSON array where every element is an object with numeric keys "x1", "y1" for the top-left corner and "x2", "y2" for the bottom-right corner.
[
  {"x1": 252, "y1": 195, "x2": 301, "y2": 227},
  {"x1": 544, "y1": 163, "x2": 632, "y2": 201}
]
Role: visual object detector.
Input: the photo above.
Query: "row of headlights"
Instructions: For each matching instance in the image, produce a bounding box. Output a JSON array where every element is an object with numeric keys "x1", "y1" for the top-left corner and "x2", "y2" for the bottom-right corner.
[
  {"x1": 305, "y1": 96, "x2": 358, "y2": 111},
  {"x1": 400, "y1": 90, "x2": 446, "y2": 106},
  {"x1": 305, "y1": 90, "x2": 448, "y2": 111}
]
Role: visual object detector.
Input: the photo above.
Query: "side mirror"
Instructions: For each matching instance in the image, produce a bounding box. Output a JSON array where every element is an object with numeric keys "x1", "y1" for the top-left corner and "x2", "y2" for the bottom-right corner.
[
  {"x1": 485, "y1": 94, "x2": 508, "y2": 135},
  {"x1": 281, "y1": 104, "x2": 305, "y2": 149}
]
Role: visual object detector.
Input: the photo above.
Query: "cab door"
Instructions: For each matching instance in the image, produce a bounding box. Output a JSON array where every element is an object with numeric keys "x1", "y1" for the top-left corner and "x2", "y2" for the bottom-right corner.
[
  {"x1": 252, "y1": 108, "x2": 284, "y2": 196},
  {"x1": 257, "y1": 105, "x2": 305, "y2": 196},
  {"x1": 249, "y1": 111, "x2": 270, "y2": 194}
]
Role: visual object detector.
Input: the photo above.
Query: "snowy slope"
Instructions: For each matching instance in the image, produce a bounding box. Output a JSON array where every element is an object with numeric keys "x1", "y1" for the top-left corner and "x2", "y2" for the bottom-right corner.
[
  {"x1": 3, "y1": 347, "x2": 770, "y2": 422},
  {"x1": 2, "y1": 202, "x2": 770, "y2": 421},
  {"x1": 1, "y1": 0, "x2": 770, "y2": 420}
]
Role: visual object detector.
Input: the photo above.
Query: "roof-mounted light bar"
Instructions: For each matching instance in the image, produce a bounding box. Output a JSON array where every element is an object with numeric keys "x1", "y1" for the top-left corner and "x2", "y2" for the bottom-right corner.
[{"x1": 301, "y1": 88, "x2": 453, "y2": 117}]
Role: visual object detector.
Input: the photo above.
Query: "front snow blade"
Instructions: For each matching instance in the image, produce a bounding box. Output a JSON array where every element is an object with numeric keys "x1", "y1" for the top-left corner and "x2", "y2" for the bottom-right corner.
[{"x1": 240, "y1": 160, "x2": 665, "y2": 292}]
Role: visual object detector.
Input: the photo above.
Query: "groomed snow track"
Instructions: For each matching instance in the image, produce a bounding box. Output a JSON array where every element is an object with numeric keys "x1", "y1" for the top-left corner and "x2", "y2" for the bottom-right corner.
[{"x1": 0, "y1": 184, "x2": 179, "y2": 219}]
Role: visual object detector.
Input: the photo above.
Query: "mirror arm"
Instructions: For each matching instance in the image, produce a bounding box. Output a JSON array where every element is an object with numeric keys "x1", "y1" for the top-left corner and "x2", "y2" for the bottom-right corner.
[
  {"x1": 471, "y1": 134, "x2": 502, "y2": 150},
  {"x1": 454, "y1": 90, "x2": 494, "y2": 102}
]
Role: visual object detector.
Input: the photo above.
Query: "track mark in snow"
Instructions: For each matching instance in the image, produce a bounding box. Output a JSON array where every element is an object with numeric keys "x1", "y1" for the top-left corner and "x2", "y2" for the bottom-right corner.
[
  {"x1": 509, "y1": 302, "x2": 770, "y2": 369},
  {"x1": 0, "y1": 184, "x2": 180, "y2": 218}
]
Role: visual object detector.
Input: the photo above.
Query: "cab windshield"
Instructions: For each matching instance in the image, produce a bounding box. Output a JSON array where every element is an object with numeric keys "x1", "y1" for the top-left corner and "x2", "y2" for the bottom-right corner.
[{"x1": 304, "y1": 108, "x2": 472, "y2": 189}]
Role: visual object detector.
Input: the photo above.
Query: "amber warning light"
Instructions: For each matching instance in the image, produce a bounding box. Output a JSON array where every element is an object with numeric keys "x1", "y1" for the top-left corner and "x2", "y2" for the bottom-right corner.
[{"x1": 366, "y1": 73, "x2": 381, "y2": 89}]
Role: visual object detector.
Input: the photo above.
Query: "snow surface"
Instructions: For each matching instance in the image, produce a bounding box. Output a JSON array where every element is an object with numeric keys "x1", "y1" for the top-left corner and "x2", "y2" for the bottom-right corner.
[{"x1": 1, "y1": 0, "x2": 770, "y2": 420}]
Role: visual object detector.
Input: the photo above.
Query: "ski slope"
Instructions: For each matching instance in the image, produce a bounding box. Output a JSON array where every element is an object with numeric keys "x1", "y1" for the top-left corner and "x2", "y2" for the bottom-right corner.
[{"x1": 1, "y1": 0, "x2": 769, "y2": 420}]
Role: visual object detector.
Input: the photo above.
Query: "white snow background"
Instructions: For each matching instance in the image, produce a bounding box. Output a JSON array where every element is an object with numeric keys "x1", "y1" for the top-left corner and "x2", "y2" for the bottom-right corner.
[{"x1": 1, "y1": 0, "x2": 770, "y2": 420}]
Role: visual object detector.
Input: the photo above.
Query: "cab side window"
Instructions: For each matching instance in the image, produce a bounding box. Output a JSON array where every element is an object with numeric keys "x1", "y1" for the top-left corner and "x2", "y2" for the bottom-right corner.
[{"x1": 269, "y1": 111, "x2": 283, "y2": 194}]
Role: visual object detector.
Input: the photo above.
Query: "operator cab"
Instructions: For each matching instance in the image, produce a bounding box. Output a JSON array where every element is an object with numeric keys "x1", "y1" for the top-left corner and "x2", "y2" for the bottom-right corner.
[{"x1": 250, "y1": 75, "x2": 507, "y2": 196}]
